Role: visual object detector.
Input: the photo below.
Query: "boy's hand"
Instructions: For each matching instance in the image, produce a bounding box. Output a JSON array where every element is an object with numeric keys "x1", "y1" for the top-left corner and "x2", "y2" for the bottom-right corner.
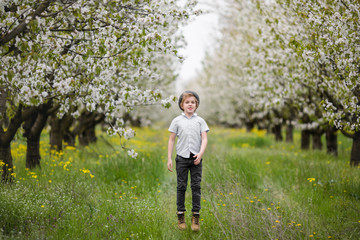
[
  {"x1": 193, "y1": 154, "x2": 202, "y2": 165},
  {"x1": 167, "y1": 160, "x2": 173, "y2": 172}
]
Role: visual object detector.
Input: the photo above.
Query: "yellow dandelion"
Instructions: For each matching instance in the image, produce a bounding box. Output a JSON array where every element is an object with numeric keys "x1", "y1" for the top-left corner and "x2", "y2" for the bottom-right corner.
[
  {"x1": 158, "y1": 190, "x2": 161, "y2": 193},
  {"x1": 90, "y1": 174, "x2": 94, "y2": 178},
  {"x1": 328, "y1": 236, "x2": 332, "y2": 239},
  {"x1": 41, "y1": 205, "x2": 45, "y2": 208},
  {"x1": 65, "y1": 146, "x2": 76, "y2": 151},
  {"x1": 241, "y1": 143, "x2": 249, "y2": 148},
  {"x1": 275, "y1": 220, "x2": 280, "y2": 223},
  {"x1": 309, "y1": 235, "x2": 313, "y2": 238},
  {"x1": 265, "y1": 161, "x2": 271, "y2": 165},
  {"x1": 48, "y1": 180, "x2": 52, "y2": 183},
  {"x1": 222, "y1": 204, "x2": 226, "y2": 206},
  {"x1": 307, "y1": 178, "x2": 315, "y2": 182},
  {"x1": 250, "y1": 200, "x2": 254, "y2": 203}
]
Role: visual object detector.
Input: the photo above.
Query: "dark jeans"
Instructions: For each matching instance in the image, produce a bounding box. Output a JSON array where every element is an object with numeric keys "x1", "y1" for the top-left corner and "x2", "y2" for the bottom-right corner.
[{"x1": 175, "y1": 153, "x2": 202, "y2": 213}]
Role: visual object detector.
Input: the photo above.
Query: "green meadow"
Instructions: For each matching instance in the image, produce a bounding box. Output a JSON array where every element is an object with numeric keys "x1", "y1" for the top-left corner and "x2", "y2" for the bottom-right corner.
[{"x1": 0, "y1": 127, "x2": 359, "y2": 239}]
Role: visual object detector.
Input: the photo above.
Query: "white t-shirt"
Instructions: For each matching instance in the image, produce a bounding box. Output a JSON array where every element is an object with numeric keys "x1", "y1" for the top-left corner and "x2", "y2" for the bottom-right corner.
[{"x1": 168, "y1": 113, "x2": 210, "y2": 158}]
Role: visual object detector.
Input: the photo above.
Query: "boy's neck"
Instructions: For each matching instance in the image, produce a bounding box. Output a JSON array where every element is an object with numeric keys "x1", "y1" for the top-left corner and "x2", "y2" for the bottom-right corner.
[{"x1": 184, "y1": 112, "x2": 195, "y2": 118}]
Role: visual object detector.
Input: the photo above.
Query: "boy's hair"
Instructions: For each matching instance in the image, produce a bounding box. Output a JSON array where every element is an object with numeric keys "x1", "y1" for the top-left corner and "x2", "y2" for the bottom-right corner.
[{"x1": 179, "y1": 92, "x2": 199, "y2": 111}]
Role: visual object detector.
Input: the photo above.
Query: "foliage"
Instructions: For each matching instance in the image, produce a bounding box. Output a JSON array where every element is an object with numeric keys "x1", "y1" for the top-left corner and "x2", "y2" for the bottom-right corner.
[
  {"x1": 195, "y1": 0, "x2": 360, "y2": 132},
  {"x1": 0, "y1": 0, "x2": 198, "y2": 135}
]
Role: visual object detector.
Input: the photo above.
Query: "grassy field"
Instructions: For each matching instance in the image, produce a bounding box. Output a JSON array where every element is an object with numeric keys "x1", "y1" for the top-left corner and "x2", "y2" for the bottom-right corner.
[{"x1": 0, "y1": 126, "x2": 359, "y2": 239}]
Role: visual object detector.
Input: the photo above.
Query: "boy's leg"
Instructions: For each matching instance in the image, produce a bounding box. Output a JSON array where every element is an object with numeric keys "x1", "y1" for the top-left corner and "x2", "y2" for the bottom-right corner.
[
  {"x1": 190, "y1": 159, "x2": 202, "y2": 213},
  {"x1": 176, "y1": 155, "x2": 189, "y2": 212}
]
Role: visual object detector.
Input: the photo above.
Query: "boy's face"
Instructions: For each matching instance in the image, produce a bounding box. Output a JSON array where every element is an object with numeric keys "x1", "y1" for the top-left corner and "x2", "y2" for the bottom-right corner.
[{"x1": 181, "y1": 96, "x2": 197, "y2": 115}]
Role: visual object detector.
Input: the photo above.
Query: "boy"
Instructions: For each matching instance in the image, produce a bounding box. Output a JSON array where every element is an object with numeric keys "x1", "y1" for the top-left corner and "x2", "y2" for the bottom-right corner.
[{"x1": 167, "y1": 91, "x2": 209, "y2": 231}]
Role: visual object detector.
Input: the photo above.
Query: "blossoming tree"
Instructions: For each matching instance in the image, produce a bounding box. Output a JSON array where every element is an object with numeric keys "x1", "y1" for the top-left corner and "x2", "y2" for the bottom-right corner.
[
  {"x1": 196, "y1": 0, "x2": 359, "y2": 165},
  {"x1": 0, "y1": 0, "x2": 197, "y2": 180}
]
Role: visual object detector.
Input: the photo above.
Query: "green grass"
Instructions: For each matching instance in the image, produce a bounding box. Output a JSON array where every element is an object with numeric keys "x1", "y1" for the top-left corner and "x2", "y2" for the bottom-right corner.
[{"x1": 0, "y1": 127, "x2": 359, "y2": 239}]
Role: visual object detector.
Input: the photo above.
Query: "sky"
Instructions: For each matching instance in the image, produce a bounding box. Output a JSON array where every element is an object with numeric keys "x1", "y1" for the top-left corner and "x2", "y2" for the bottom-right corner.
[{"x1": 176, "y1": 0, "x2": 224, "y2": 92}]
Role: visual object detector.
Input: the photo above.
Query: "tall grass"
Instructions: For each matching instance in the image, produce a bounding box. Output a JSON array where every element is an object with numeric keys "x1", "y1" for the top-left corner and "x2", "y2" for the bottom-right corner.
[{"x1": 0, "y1": 127, "x2": 359, "y2": 239}]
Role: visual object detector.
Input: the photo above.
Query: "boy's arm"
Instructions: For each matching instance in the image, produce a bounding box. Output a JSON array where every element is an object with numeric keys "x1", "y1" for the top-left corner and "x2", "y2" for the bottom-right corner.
[
  {"x1": 194, "y1": 131, "x2": 208, "y2": 165},
  {"x1": 167, "y1": 132, "x2": 176, "y2": 172}
]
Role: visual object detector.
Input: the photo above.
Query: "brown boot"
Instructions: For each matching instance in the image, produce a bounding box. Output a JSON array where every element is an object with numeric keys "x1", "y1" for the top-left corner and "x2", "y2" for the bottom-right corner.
[
  {"x1": 177, "y1": 212, "x2": 186, "y2": 230},
  {"x1": 191, "y1": 213, "x2": 200, "y2": 231}
]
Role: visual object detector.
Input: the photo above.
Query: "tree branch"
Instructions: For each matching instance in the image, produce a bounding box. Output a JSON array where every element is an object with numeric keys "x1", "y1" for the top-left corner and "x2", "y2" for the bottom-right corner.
[
  {"x1": 0, "y1": 0, "x2": 53, "y2": 46},
  {"x1": 341, "y1": 129, "x2": 354, "y2": 139},
  {"x1": 38, "y1": 1, "x2": 74, "y2": 17}
]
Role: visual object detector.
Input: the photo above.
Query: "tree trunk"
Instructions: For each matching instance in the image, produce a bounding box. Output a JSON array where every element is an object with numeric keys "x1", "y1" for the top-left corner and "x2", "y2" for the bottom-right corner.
[
  {"x1": 49, "y1": 114, "x2": 64, "y2": 151},
  {"x1": 326, "y1": 126, "x2": 338, "y2": 156},
  {"x1": 75, "y1": 111, "x2": 104, "y2": 146},
  {"x1": 64, "y1": 130, "x2": 76, "y2": 146},
  {"x1": 301, "y1": 130, "x2": 311, "y2": 150},
  {"x1": 285, "y1": 124, "x2": 294, "y2": 143},
  {"x1": 245, "y1": 121, "x2": 255, "y2": 132},
  {"x1": 0, "y1": 145, "x2": 13, "y2": 182},
  {"x1": 0, "y1": 88, "x2": 8, "y2": 128},
  {"x1": 59, "y1": 114, "x2": 75, "y2": 147},
  {"x1": 23, "y1": 102, "x2": 57, "y2": 169},
  {"x1": 312, "y1": 132, "x2": 323, "y2": 150},
  {"x1": 26, "y1": 135, "x2": 41, "y2": 169},
  {"x1": 350, "y1": 131, "x2": 360, "y2": 167},
  {"x1": 0, "y1": 104, "x2": 37, "y2": 182},
  {"x1": 272, "y1": 124, "x2": 283, "y2": 141},
  {"x1": 79, "y1": 124, "x2": 97, "y2": 146},
  {"x1": 123, "y1": 112, "x2": 141, "y2": 127},
  {"x1": 24, "y1": 112, "x2": 49, "y2": 168}
]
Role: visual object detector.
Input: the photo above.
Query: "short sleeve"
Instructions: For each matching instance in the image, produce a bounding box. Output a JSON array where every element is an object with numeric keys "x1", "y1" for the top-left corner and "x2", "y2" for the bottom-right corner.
[
  {"x1": 200, "y1": 119, "x2": 210, "y2": 133},
  {"x1": 168, "y1": 118, "x2": 178, "y2": 134}
]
